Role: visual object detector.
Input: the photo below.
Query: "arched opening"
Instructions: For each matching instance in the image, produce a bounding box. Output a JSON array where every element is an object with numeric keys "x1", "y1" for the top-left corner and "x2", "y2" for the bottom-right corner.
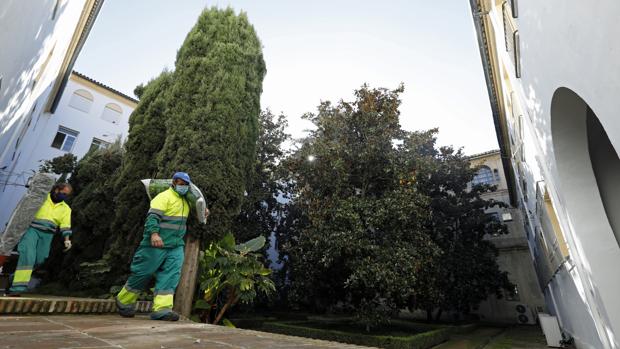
[
  {"x1": 472, "y1": 165, "x2": 495, "y2": 186},
  {"x1": 68, "y1": 89, "x2": 93, "y2": 113},
  {"x1": 587, "y1": 109, "x2": 620, "y2": 244},
  {"x1": 101, "y1": 103, "x2": 122, "y2": 124},
  {"x1": 551, "y1": 87, "x2": 620, "y2": 248},
  {"x1": 551, "y1": 87, "x2": 620, "y2": 343}
]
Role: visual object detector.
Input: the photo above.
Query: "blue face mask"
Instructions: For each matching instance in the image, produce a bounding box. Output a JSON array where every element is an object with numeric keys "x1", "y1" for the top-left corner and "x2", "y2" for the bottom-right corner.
[{"x1": 175, "y1": 185, "x2": 189, "y2": 196}]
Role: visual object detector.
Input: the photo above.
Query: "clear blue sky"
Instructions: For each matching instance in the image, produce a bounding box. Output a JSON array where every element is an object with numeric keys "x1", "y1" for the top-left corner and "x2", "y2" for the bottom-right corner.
[{"x1": 75, "y1": 0, "x2": 498, "y2": 154}]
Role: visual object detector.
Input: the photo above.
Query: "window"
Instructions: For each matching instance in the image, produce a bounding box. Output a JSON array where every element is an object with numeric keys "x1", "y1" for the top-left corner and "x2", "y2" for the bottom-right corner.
[
  {"x1": 69, "y1": 89, "x2": 93, "y2": 113},
  {"x1": 507, "y1": 0, "x2": 518, "y2": 18},
  {"x1": 487, "y1": 212, "x2": 502, "y2": 237},
  {"x1": 472, "y1": 166, "x2": 495, "y2": 186},
  {"x1": 487, "y1": 212, "x2": 501, "y2": 222},
  {"x1": 493, "y1": 168, "x2": 501, "y2": 181},
  {"x1": 514, "y1": 31, "x2": 521, "y2": 78},
  {"x1": 51, "y1": 126, "x2": 78, "y2": 152},
  {"x1": 503, "y1": 3, "x2": 521, "y2": 78},
  {"x1": 101, "y1": 103, "x2": 122, "y2": 124},
  {"x1": 89, "y1": 138, "x2": 110, "y2": 152}
]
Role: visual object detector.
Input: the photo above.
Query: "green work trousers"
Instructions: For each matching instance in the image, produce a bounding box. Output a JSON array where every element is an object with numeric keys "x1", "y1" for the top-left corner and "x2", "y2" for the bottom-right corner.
[
  {"x1": 10, "y1": 227, "x2": 53, "y2": 292},
  {"x1": 116, "y1": 245, "x2": 184, "y2": 317}
]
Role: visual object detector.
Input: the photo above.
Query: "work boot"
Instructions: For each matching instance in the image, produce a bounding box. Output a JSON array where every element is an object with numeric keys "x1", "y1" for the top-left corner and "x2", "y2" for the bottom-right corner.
[
  {"x1": 150, "y1": 310, "x2": 180, "y2": 321},
  {"x1": 115, "y1": 297, "x2": 135, "y2": 318}
]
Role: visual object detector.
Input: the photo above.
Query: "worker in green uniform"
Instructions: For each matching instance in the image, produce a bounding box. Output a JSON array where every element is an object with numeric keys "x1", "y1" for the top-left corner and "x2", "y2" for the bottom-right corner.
[
  {"x1": 116, "y1": 172, "x2": 208, "y2": 321},
  {"x1": 10, "y1": 183, "x2": 73, "y2": 294}
]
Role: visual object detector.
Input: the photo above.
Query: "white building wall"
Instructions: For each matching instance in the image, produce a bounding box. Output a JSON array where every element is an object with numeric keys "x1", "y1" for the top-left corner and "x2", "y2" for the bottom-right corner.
[
  {"x1": 477, "y1": 0, "x2": 620, "y2": 347},
  {"x1": 28, "y1": 76, "x2": 134, "y2": 163},
  {"x1": 0, "y1": 0, "x2": 90, "y2": 166},
  {"x1": 0, "y1": 75, "x2": 135, "y2": 230}
]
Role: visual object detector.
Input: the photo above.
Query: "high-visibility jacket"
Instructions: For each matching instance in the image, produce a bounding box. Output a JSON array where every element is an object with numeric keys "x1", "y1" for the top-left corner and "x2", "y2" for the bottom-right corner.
[
  {"x1": 29, "y1": 194, "x2": 72, "y2": 237},
  {"x1": 141, "y1": 187, "x2": 190, "y2": 248}
]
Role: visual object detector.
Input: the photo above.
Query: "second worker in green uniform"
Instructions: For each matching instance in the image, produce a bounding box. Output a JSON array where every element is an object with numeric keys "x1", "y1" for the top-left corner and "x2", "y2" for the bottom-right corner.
[{"x1": 116, "y1": 172, "x2": 208, "y2": 321}]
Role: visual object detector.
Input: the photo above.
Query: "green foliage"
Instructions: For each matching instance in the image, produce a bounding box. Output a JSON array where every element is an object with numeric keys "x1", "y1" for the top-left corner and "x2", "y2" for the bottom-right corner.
[
  {"x1": 260, "y1": 321, "x2": 453, "y2": 349},
  {"x1": 47, "y1": 7, "x2": 266, "y2": 290},
  {"x1": 233, "y1": 110, "x2": 289, "y2": 243},
  {"x1": 279, "y1": 84, "x2": 512, "y2": 326},
  {"x1": 103, "y1": 71, "x2": 175, "y2": 279},
  {"x1": 407, "y1": 131, "x2": 513, "y2": 320},
  {"x1": 39, "y1": 153, "x2": 77, "y2": 181},
  {"x1": 41, "y1": 143, "x2": 124, "y2": 288},
  {"x1": 279, "y1": 85, "x2": 439, "y2": 328},
  {"x1": 156, "y1": 7, "x2": 266, "y2": 242},
  {"x1": 195, "y1": 233, "x2": 275, "y2": 324}
]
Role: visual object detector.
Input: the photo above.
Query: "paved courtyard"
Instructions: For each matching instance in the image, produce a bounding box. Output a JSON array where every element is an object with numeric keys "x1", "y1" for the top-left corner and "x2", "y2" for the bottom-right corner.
[{"x1": 0, "y1": 315, "x2": 375, "y2": 349}]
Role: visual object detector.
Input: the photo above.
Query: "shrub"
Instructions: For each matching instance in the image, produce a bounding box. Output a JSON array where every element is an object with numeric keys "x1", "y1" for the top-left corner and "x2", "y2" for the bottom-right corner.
[{"x1": 261, "y1": 321, "x2": 452, "y2": 349}]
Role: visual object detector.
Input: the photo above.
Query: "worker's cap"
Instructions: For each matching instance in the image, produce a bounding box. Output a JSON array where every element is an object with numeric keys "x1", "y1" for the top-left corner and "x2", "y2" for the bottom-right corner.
[{"x1": 172, "y1": 172, "x2": 191, "y2": 184}]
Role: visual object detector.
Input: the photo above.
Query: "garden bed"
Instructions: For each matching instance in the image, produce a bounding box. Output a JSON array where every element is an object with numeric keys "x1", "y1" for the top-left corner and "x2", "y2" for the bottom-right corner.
[
  {"x1": 229, "y1": 313, "x2": 478, "y2": 349},
  {"x1": 260, "y1": 321, "x2": 452, "y2": 349}
]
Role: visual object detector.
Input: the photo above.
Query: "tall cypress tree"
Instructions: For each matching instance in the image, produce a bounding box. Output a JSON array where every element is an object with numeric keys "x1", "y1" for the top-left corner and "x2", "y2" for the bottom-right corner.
[
  {"x1": 104, "y1": 71, "x2": 175, "y2": 276},
  {"x1": 156, "y1": 8, "x2": 266, "y2": 241},
  {"x1": 44, "y1": 8, "x2": 265, "y2": 292}
]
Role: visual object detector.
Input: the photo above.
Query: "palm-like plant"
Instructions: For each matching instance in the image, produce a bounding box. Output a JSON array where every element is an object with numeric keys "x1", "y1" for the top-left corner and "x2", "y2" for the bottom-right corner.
[{"x1": 194, "y1": 233, "x2": 275, "y2": 324}]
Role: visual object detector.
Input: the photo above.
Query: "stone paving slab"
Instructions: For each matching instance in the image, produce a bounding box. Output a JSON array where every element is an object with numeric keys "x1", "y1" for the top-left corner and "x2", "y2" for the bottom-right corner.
[{"x1": 0, "y1": 315, "x2": 377, "y2": 349}]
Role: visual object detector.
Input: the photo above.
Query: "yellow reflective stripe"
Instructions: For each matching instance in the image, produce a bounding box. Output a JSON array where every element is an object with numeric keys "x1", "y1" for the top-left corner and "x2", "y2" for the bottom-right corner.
[
  {"x1": 13, "y1": 269, "x2": 32, "y2": 284},
  {"x1": 153, "y1": 294, "x2": 174, "y2": 312},
  {"x1": 117, "y1": 286, "x2": 139, "y2": 306}
]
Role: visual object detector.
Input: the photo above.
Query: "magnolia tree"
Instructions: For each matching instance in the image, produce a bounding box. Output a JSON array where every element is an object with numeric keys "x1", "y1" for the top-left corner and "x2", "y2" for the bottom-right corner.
[{"x1": 277, "y1": 85, "x2": 513, "y2": 326}]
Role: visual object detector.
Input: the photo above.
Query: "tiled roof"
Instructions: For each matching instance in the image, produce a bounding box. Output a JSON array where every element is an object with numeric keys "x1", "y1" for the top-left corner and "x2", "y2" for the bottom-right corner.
[
  {"x1": 467, "y1": 149, "x2": 500, "y2": 159},
  {"x1": 72, "y1": 71, "x2": 139, "y2": 104}
]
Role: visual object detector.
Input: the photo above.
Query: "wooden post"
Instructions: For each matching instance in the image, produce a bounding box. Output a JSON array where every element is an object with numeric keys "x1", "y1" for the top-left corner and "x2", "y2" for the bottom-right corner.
[{"x1": 174, "y1": 235, "x2": 201, "y2": 317}]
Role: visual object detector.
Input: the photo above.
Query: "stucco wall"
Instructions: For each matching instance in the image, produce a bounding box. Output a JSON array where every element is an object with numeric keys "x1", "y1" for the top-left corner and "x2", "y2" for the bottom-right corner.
[
  {"x1": 469, "y1": 152, "x2": 545, "y2": 323},
  {"x1": 0, "y1": 0, "x2": 88, "y2": 167},
  {"x1": 481, "y1": 0, "x2": 620, "y2": 346},
  {"x1": 0, "y1": 76, "x2": 134, "y2": 231}
]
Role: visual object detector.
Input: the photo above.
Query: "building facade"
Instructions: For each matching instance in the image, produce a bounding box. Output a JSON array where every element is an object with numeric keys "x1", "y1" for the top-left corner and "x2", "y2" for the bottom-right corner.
[
  {"x1": 0, "y1": 0, "x2": 103, "y2": 226},
  {"x1": 468, "y1": 150, "x2": 544, "y2": 325},
  {"x1": 469, "y1": 1, "x2": 620, "y2": 348},
  {"x1": 0, "y1": 71, "x2": 136, "y2": 230}
]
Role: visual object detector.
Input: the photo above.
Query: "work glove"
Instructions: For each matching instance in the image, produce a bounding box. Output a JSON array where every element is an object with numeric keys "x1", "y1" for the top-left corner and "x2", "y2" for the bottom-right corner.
[{"x1": 63, "y1": 239, "x2": 72, "y2": 252}]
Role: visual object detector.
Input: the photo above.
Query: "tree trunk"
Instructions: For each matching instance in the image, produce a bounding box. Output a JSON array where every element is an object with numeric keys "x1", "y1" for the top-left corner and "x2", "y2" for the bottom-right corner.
[
  {"x1": 174, "y1": 235, "x2": 201, "y2": 317},
  {"x1": 426, "y1": 309, "x2": 433, "y2": 322},
  {"x1": 435, "y1": 308, "x2": 443, "y2": 322},
  {"x1": 212, "y1": 291, "x2": 238, "y2": 325}
]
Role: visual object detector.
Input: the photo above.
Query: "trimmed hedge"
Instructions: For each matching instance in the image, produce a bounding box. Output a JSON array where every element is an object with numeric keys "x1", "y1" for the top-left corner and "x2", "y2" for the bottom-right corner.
[
  {"x1": 261, "y1": 321, "x2": 452, "y2": 349},
  {"x1": 228, "y1": 317, "x2": 277, "y2": 329}
]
